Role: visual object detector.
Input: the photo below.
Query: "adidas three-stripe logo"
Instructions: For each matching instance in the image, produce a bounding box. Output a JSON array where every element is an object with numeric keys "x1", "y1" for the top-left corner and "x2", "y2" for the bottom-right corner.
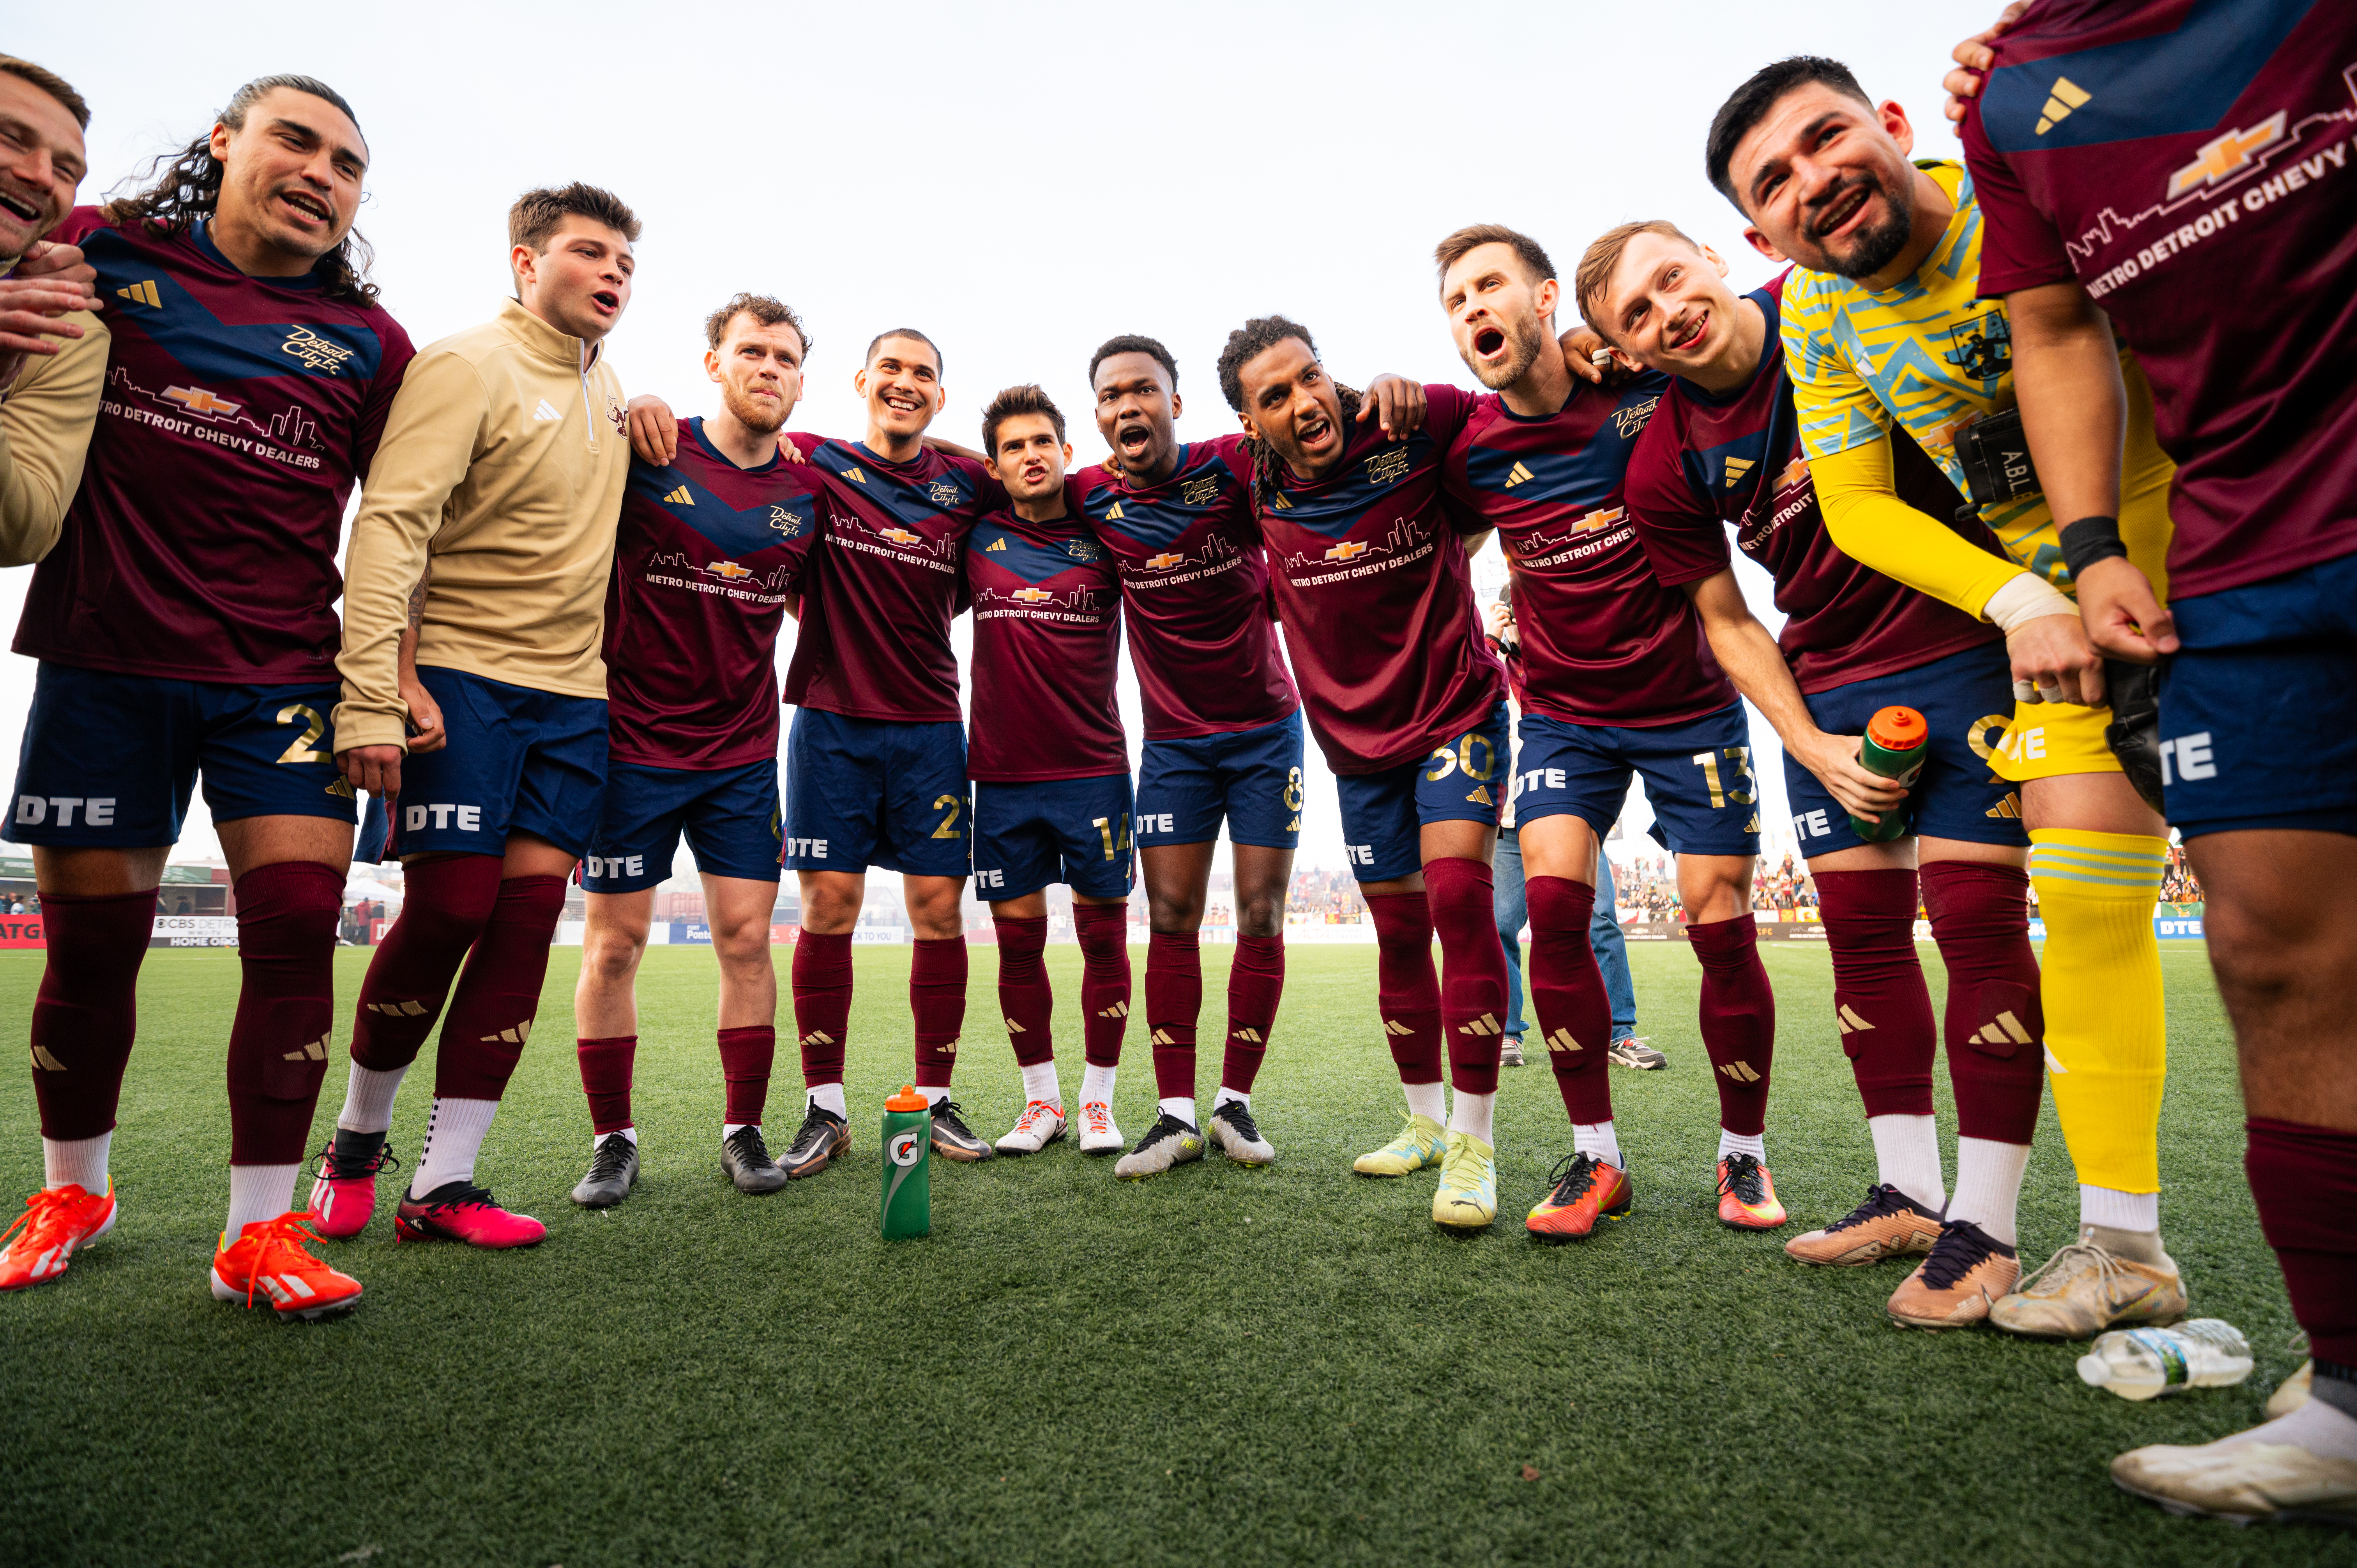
[
  {"x1": 1004, "y1": 1017, "x2": 1027, "y2": 1033},
  {"x1": 663, "y1": 486, "x2": 693, "y2": 505},
  {"x1": 1383, "y1": 1019, "x2": 1416, "y2": 1037},
  {"x1": 1457, "y1": 1013, "x2": 1502, "y2": 1037},
  {"x1": 1718, "y1": 1060, "x2": 1762, "y2": 1082},
  {"x1": 479, "y1": 1019, "x2": 534, "y2": 1045},
  {"x1": 1835, "y1": 1005, "x2": 1875, "y2": 1034},
  {"x1": 280, "y1": 1033, "x2": 331, "y2": 1064},
  {"x1": 1545, "y1": 1028, "x2": 1581, "y2": 1053},
  {"x1": 1096, "y1": 1000, "x2": 1129, "y2": 1018},
  {"x1": 367, "y1": 999, "x2": 430, "y2": 1017},
  {"x1": 1232, "y1": 1027, "x2": 1263, "y2": 1044},
  {"x1": 533, "y1": 398, "x2": 564, "y2": 422},
  {"x1": 1971, "y1": 1012, "x2": 2036, "y2": 1048}
]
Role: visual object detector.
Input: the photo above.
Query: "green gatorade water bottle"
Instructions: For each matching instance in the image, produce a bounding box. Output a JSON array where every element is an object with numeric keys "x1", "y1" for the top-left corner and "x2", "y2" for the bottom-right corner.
[
  {"x1": 881, "y1": 1085, "x2": 931, "y2": 1239},
  {"x1": 1850, "y1": 705, "x2": 1929, "y2": 844}
]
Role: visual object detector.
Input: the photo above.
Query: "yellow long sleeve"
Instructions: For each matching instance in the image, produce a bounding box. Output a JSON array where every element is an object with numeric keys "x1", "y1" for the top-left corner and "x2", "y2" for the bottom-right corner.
[{"x1": 1811, "y1": 435, "x2": 2027, "y2": 620}]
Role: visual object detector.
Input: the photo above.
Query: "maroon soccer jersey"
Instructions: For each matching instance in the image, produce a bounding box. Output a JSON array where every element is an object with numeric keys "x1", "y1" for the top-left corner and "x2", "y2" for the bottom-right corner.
[
  {"x1": 1256, "y1": 383, "x2": 1504, "y2": 774},
  {"x1": 1075, "y1": 435, "x2": 1299, "y2": 741},
  {"x1": 780, "y1": 434, "x2": 1003, "y2": 723},
  {"x1": 17, "y1": 210, "x2": 415, "y2": 683},
  {"x1": 964, "y1": 510, "x2": 1126, "y2": 781},
  {"x1": 1964, "y1": 0, "x2": 2357, "y2": 599},
  {"x1": 1444, "y1": 374, "x2": 1734, "y2": 728},
  {"x1": 1627, "y1": 276, "x2": 2001, "y2": 694},
  {"x1": 604, "y1": 418, "x2": 818, "y2": 768}
]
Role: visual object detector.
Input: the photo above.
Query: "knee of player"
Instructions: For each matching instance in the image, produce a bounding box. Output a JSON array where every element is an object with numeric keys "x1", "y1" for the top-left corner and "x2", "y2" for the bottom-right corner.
[
  {"x1": 1233, "y1": 896, "x2": 1283, "y2": 937},
  {"x1": 710, "y1": 925, "x2": 777, "y2": 970},
  {"x1": 582, "y1": 932, "x2": 648, "y2": 982}
]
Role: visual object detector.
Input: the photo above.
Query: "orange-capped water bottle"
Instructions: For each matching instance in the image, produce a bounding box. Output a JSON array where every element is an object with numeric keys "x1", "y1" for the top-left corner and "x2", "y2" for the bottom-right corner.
[
  {"x1": 1851, "y1": 706, "x2": 1929, "y2": 844},
  {"x1": 881, "y1": 1085, "x2": 931, "y2": 1239}
]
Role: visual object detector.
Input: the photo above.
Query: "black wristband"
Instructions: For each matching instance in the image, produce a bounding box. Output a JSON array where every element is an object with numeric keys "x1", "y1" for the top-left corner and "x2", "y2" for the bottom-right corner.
[{"x1": 2059, "y1": 514, "x2": 2129, "y2": 578}]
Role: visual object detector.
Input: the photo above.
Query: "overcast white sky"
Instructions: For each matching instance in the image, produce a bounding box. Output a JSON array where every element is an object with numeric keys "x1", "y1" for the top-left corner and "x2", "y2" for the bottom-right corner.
[{"x1": 12, "y1": 0, "x2": 1998, "y2": 882}]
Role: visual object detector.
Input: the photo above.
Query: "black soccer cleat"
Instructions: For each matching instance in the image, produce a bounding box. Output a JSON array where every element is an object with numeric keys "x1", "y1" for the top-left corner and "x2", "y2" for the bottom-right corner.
[
  {"x1": 721, "y1": 1125, "x2": 789, "y2": 1194},
  {"x1": 780, "y1": 1102, "x2": 851, "y2": 1180},
  {"x1": 569, "y1": 1133, "x2": 639, "y2": 1209},
  {"x1": 928, "y1": 1100, "x2": 995, "y2": 1163}
]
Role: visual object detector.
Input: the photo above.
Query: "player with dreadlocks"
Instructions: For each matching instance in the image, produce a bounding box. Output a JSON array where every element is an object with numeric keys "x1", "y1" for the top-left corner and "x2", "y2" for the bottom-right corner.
[
  {"x1": 0, "y1": 74, "x2": 415, "y2": 1317},
  {"x1": 1215, "y1": 314, "x2": 1514, "y2": 1231}
]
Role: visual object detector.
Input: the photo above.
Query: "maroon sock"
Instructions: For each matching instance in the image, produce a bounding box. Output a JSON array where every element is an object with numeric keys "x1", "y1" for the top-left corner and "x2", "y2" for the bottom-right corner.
[
  {"x1": 792, "y1": 931, "x2": 853, "y2": 1088},
  {"x1": 1425, "y1": 856, "x2": 1508, "y2": 1097},
  {"x1": 27, "y1": 890, "x2": 155, "y2": 1142},
  {"x1": 350, "y1": 856, "x2": 504, "y2": 1071},
  {"x1": 577, "y1": 1035, "x2": 637, "y2": 1134},
  {"x1": 431, "y1": 875, "x2": 567, "y2": 1101},
  {"x1": 1527, "y1": 876, "x2": 1613, "y2": 1125},
  {"x1": 224, "y1": 862, "x2": 343, "y2": 1165},
  {"x1": 1687, "y1": 914, "x2": 1776, "y2": 1137},
  {"x1": 2247, "y1": 1118, "x2": 2357, "y2": 1365},
  {"x1": 911, "y1": 936, "x2": 967, "y2": 1091},
  {"x1": 1146, "y1": 931, "x2": 1202, "y2": 1100},
  {"x1": 1221, "y1": 934, "x2": 1283, "y2": 1093},
  {"x1": 718, "y1": 1026, "x2": 775, "y2": 1125},
  {"x1": 993, "y1": 915, "x2": 1054, "y2": 1068},
  {"x1": 1921, "y1": 860, "x2": 2045, "y2": 1146},
  {"x1": 1813, "y1": 869, "x2": 1936, "y2": 1121},
  {"x1": 1074, "y1": 903, "x2": 1131, "y2": 1068},
  {"x1": 1366, "y1": 892, "x2": 1442, "y2": 1085}
]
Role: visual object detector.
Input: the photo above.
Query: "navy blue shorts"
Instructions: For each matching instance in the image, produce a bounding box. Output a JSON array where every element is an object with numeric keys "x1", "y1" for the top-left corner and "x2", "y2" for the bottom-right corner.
[
  {"x1": 1514, "y1": 701, "x2": 1760, "y2": 857},
  {"x1": 1134, "y1": 709, "x2": 1304, "y2": 851},
  {"x1": 1785, "y1": 642, "x2": 2024, "y2": 859},
  {"x1": 784, "y1": 708, "x2": 971, "y2": 877},
  {"x1": 384, "y1": 667, "x2": 608, "y2": 860},
  {"x1": 5, "y1": 662, "x2": 356, "y2": 847},
  {"x1": 583, "y1": 758, "x2": 782, "y2": 893},
  {"x1": 1335, "y1": 702, "x2": 1509, "y2": 883},
  {"x1": 972, "y1": 772, "x2": 1136, "y2": 901},
  {"x1": 2162, "y1": 551, "x2": 2357, "y2": 839}
]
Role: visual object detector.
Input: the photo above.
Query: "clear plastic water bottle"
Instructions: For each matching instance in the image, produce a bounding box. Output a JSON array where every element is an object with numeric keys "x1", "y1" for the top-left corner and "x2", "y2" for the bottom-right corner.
[{"x1": 2076, "y1": 1319, "x2": 2254, "y2": 1401}]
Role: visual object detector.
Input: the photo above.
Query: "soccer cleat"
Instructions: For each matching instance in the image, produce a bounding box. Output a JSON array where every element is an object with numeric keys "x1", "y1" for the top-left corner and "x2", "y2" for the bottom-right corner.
[
  {"x1": 1608, "y1": 1035, "x2": 1666, "y2": 1070},
  {"x1": 1715, "y1": 1154, "x2": 1788, "y2": 1229},
  {"x1": 1352, "y1": 1113, "x2": 1448, "y2": 1177},
  {"x1": 1499, "y1": 1036, "x2": 1527, "y2": 1068},
  {"x1": 781, "y1": 1102, "x2": 852, "y2": 1179},
  {"x1": 569, "y1": 1134, "x2": 638, "y2": 1208},
  {"x1": 394, "y1": 1181, "x2": 547, "y2": 1248},
  {"x1": 1988, "y1": 1240, "x2": 2187, "y2": 1340},
  {"x1": 1886, "y1": 1219, "x2": 2021, "y2": 1329},
  {"x1": 209, "y1": 1211, "x2": 362, "y2": 1320},
  {"x1": 1113, "y1": 1112, "x2": 1205, "y2": 1180},
  {"x1": 2111, "y1": 1420, "x2": 2357, "y2": 1526},
  {"x1": 928, "y1": 1100, "x2": 995, "y2": 1163},
  {"x1": 1076, "y1": 1101, "x2": 1123, "y2": 1155},
  {"x1": 1209, "y1": 1100, "x2": 1276, "y2": 1166},
  {"x1": 1526, "y1": 1151, "x2": 1633, "y2": 1241},
  {"x1": 721, "y1": 1126, "x2": 788, "y2": 1194},
  {"x1": 1431, "y1": 1131, "x2": 1497, "y2": 1229},
  {"x1": 0, "y1": 1181, "x2": 117, "y2": 1291},
  {"x1": 996, "y1": 1101, "x2": 1068, "y2": 1156},
  {"x1": 2269, "y1": 1361, "x2": 2315, "y2": 1420},
  {"x1": 1785, "y1": 1183, "x2": 1942, "y2": 1266},
  {"x1": 307, "y1": 1132, "x2": 399, "y2": 1240}
]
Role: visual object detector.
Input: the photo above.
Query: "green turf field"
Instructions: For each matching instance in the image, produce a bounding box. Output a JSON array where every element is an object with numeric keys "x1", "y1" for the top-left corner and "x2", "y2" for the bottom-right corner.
[{"x1": 1, "y1": 939, "x2": 2348, "y2": 1567}]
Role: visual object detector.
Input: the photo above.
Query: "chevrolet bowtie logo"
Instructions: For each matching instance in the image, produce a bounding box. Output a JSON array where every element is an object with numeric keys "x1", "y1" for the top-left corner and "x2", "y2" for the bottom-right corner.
[
  {"x1": 664, "y1": 486, "x2": 693, "y2": 505},
  {"x1": 115, "y1": 279, "x2": 161, "y2": 308},
  {"x1": 1571, "y1": 506, "x2": 1624, "y2": 533},
  {"x1": 2034, "y1": 74, "x2": 2092, "y2": 136},
  {"x1": 1324, "y1": 540, "x2": 1370, "y2": 562},
  {"x1": 163, "y1": 385, "x2": 240, "y2": 418},
  {"x1": 1723, "y1": 456, "x2": 1755, "y2": 489},
  {"x1": 1145, "y1": 551, "x2": 1184, "y2": 569},
  {"x1": 1011, "y1": 587, "x2": 1052, "y2": 603},
  {"x1": 1777, "y1": 456, "x2": 1809, "y2": 490},
  {"x1": 880, "y1": 526, "x2": 920, "y2": 546},
  {"x1": 2167, "y1": 110, "x2": 2287, "y2": 197},
  {"x1": 1504, "y1": 461, "x2": 1535, "y2": 488},
  {"x1": 984, "y1": 537, "x2": 1006, "y2": 551},
  {"x1": 705, "y1": 561, "x2": 753, "y2": 580}
]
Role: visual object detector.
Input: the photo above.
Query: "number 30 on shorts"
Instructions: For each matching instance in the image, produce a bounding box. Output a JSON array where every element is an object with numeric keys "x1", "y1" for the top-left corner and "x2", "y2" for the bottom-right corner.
[
  {"x1": 1424, "y1": 733, "x2": 1498, "y2": 782},
  {"x1": 1691, "y1": 746, "x2": 1756, "y2": 810}
]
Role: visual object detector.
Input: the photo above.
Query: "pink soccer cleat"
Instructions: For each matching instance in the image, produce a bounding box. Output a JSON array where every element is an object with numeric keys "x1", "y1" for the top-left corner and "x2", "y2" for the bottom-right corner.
[
  {"x1": 307, "y1": 1134, "x2": 400, "y2": 1240},
  {"x1": 394, "y1": 1181, "x2": 547, "y2": 1248}
]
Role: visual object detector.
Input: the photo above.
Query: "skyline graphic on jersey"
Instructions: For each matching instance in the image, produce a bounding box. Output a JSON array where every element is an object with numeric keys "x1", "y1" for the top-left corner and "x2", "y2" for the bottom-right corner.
[
  {"x1": 645, "y1": 549, "x2": 797, "y2": 592},
  {"x1": 106, "y1": 365, "x2": 322, "y2": 451},
  {"x1": 1278, "y1": 514, "x2": 1429, "y2": 574},
  {"x1": 977, "y1": 582, "x2": 1109, "y2": 614}
]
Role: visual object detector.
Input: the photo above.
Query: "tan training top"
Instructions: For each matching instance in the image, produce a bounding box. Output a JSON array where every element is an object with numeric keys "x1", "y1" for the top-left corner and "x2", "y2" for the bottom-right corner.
[
  {"x1": 335, "y1": 297, "x2": 629, "y2": 753},
  {"x1": 0, "y1": 311, "x2": 106, "y2": 567}
]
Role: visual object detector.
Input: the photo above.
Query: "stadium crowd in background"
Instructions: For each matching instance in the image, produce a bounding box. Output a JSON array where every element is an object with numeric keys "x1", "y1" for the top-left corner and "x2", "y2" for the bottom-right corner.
[{"x1": 0, "y1": 0, "x2": 2351, "y2": 1522}]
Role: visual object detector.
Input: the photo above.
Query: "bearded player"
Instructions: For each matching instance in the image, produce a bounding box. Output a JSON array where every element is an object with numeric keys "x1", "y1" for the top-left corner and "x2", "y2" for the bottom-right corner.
[
  {"x1": 1216, "y1": 315, "x2": 1512, "y2": 1231},
  {"x1": 315, "y1": 183, "x2": 638, "y2": 1250},
  {"x1": 1585, "y1": 219, "x2": 2048, "y2": 1326},
  {"x1": 0, "y1": 74, "x2": 415, "y2": 1319},
  {"x1": 563, "y1": 294, "x2": 820, "y2": 1209},
  {"x1": 963, "y1": 386, "x2": 1136, "y2": 1160},
  {"x1": 1433, "y1": 226, "x2": 1784, "y2": 1245},
  {"x1": 1712, "y1": 56, "x2": 2189, "y2": 1341},
  {"x1": 1076, "y1": 339, "x2": 1429, "y2": 1175}
]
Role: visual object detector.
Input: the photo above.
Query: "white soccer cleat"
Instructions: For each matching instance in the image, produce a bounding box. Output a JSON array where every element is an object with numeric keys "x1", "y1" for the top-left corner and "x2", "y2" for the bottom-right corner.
[
  {"x1": 1208, "y1": 1100, "x2": 1275, "y2": 1166},
  {"x1": 995, "y1": 1100, "x2": 1067, "y2": 1156},
  {"x1": 1077, "y1": 1101, "x2": 1124, "y2": 1156}
]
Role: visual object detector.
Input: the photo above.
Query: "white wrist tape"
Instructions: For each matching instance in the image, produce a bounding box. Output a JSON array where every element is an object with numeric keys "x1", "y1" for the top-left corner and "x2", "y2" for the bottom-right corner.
[{"x1": 1982, "y1": 572, "x2": 2078, "y2": 635}]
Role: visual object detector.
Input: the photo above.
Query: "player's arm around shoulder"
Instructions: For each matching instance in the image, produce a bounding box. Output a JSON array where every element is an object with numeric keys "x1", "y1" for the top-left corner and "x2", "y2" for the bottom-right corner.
[{"x1": 0, "y1": 307, "x2": 107, "y2": 567}]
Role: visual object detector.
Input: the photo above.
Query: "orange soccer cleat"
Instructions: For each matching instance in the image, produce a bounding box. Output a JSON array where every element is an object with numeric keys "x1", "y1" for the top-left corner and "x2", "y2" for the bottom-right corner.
[
  {"x1": 0, "y1": 1181, "x2": 118, "y2": 1291},
  {"x1": 1716, "y1": 1153, "x2": 1788, "y2": 1230},
  {"x1": 1526, "y1": 1151, "x2": 1634, "y2": 1242},
  {"x1": 210, "y1": 1211, "x2": 363, "y2": 1320}
]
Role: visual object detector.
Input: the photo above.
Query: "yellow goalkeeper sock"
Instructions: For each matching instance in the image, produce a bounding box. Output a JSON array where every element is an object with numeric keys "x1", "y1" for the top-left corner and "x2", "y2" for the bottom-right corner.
[{"x1": 2029, "y1": 829, "x2": 2169, "y2": 1194}]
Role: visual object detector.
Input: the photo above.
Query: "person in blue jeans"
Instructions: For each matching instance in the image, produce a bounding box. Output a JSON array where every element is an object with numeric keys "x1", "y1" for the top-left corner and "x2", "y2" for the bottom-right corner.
[{"x1": 1494, "y1": 829, "x2": 1661, "y2": 1069}]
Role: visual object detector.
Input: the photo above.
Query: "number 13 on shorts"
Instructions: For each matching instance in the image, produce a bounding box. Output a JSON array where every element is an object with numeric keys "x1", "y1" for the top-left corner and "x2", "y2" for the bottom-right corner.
[{"x1": 1691, "y1": 746, "x2": 1756, "y2": 810}]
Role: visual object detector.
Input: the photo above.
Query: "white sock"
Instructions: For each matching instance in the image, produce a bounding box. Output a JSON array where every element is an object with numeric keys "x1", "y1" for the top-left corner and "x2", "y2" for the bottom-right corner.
[
  {"x1": 2223, "y1": 1398, "x2": 2357, "y2": 1462},
  {"x1": 1717, "y1": 1127, "x2": 1766, "y2": 1163},
  {"x1": 1402, "y1": 1081, "x2": 1446, "y2": 1125},
  {"x1": 1020, "y1": 1061, "x2": 1061, "y2": 1105},
  {"x1": 1447, "y1": 1089, "x2": 1496, "y2": 1146},
  {"x1": 2080, "y1": 1183, "x2": 2159, "y2": 1233},
  {"x1": 1946, "y1": 1137, "x2": 2031, "y2": 1245},
  {"x1": 718, "y1": 1124, "x2": 745, "y2": 1141},
  {"x1": 1080, "y1": 1062, "x2": 1115, "y2": 1105},
  {"x1": 1573, "y1": 1120, "x2": 1622, "y2": 1168},
  {"x1": 808, "y1": 1083, "x2": 848, "y2": 1119},
  {"x1": 1158, "y1": 1095, "x2": 1198, "y2": 1127},
  {"x1": 604, "y1": 1125, "x2": 639, "y2": 1145},
  {"x1": 337, "y1": 1062, "x2": 408, "y2": 1135},
  {"x1": 1212, "y1": 1085, "x2": 1249, "y2": 1112},
  {"x1": 1868, "y1": 1113, "x2": 1945, "y2": 1211},
  {"x1": 224, "y1": 1162, "x2": 299, "y2": 1238},
  {"x1": 921, "y1": 1085, "x2": 949, "y2": 1108},
  {"x1": 42, "y1": 1132, "x2": 110, "y2": 1192},
  {"x1": 407, "y1": 1097, "x2": 499, "y2": 1198}
]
